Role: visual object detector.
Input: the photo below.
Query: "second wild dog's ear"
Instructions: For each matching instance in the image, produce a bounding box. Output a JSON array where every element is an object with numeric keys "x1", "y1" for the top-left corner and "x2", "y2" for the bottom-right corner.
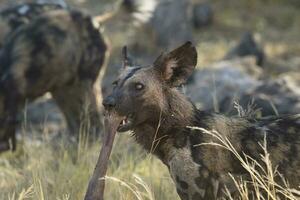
[
  {"x1": 121, "y1": 46, "x2": 134, "y2": 69},
  {"x1": 153, "y1": 42, "x2": 197, "y2": 87}
]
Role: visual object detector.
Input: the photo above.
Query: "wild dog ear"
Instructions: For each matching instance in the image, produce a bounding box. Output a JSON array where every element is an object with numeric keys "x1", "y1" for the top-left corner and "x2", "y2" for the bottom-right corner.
[
  {"x1": 153, "y1": 42, "x2": 197, "y2": 87},
  {"x1": 121, "y1": 46, "x2": 133, "y2": 68}
]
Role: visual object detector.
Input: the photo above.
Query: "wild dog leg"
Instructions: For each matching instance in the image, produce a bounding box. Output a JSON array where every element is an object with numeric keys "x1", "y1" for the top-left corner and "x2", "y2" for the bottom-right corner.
[
  {"x1": 0, "y1": 87, "x2": 21, "y2": 152},
  {"x1": 84, "y1": 111, "x2": 122, "y2": 200}
]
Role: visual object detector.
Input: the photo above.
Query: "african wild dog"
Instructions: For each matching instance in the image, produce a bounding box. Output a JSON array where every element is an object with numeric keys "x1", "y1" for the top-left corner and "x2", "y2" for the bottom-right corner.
[
  {"x1": 103, "y1": 42, "x2": 300, "y2": 199},
  {"x1": 0, "y1": 2, "x2": 64, "y2": 48},
  {"x1": 0, "y1": 9, "x2": 107, "y2": 152}
]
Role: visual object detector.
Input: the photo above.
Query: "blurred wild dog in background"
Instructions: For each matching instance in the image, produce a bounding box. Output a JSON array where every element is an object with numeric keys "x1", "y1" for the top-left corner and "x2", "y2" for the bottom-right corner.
[
  {"x1": 103, "y1": 42, "x2": 300, "y2": 200},
  {"x1": 0, "y1": 7, "x2": 107, "y2": 152}
]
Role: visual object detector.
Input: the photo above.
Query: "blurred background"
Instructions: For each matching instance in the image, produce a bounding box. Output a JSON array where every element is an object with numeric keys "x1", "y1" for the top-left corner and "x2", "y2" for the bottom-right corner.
[{"x1": 0, "y1": 0, "x2": 299, "y2": 199}]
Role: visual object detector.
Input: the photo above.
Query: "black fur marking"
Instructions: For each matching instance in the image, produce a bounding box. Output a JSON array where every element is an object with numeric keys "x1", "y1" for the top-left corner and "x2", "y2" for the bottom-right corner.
[
  {"x1": 78, "y1": 57, "x2": 91, "y2": 80},
  {"x1": 176, "y1": 188, "x2": 189, "y2": 200},
  {"x1": 0, "y1": 3, "x2": 63, "y2": 30},
  {"x1": 194, "y1": 177, "x2": 206, "y2": 189},
  {"x1": 203, "y1": 185, "x2": 215, "y2": 200},
  {"x1": 155, "y1": 147, "x2": 167, "y2": 165},
  {"x1": 176, "y1": 176, "x2": 189, "y2": 190},
  {"x1": 24, "y1": 20, "x2": 66, "y2": 84},
  {"x1": 25, "y1": 66, "x2": 42, "y2": 84},
  {"x1": 188, "y1": 109, "x2": 213, "y2": 165},
  {"x1": 7, "y1": 16, "x2": 25, "y2": 30},
  {"x1": 120, "y1": 67, "x2": 141, "y2": 87},
  {"x1": 192, "y1": 192, "x2": 203, "y2": 200},
  {"x1": 0, "y1": 45, "x2": 15, "y2": 79},
  {"x1": 74, "y1": 11, "x2": 107, "y2": 81},
  {"x1": 46, "y1": 25, "x2": 67, "y2": 41},
  {"x1": 238, "y1": 125, "x2": 262, "y2": 159},
  {"x1": 288, "y1": 144, "x2": 298, "y2": 161},
  {"x1": 27, "y1": 20, "x2": 66, "y2": 57},
  {"x1": 274, "y1": 116, "x2": 300, "y2": 168},
  {"x1": 70, "y1": 10, "x2": 84, "y2": 22},
  {"x1": 174, "y1": 129, "x2": 188, "y2": 148},
  {"x1": 65, "y1": 77, "x2": 76, "y2": 86}
]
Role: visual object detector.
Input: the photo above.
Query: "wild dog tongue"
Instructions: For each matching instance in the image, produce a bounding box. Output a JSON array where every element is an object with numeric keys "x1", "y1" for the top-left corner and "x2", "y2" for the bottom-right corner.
[{"x1": 84, "y1": 111, "x2": 122, "y2": 200}]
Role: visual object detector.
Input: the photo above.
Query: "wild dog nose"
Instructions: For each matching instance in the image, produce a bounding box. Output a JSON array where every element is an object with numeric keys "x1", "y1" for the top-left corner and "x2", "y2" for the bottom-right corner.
[{"x1": 102, "y1": 96, "x2": 116, "y2": 109}]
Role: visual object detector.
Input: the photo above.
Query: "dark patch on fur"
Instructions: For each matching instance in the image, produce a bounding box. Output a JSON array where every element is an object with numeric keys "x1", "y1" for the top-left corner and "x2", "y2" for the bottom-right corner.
[
  {"x1": 0, "y1": 45, "x2": 14, "y2": 78},
  {"x1": 176, "y1": 188, "x2": 189, "y2": 200},
  {"x1": 194, "y1": 176, "x2": 206, "y2": 189},
  {"x1": 23, "y1": 18, "x2": 67, "y2": 84},
  {"x1": 155, "y1": 147, "x2": 168, "y2": 166},
  {"x1": 287, "y1": 144, "x2": 298, "y2": 164},
  {"x1": 173, "y1": 129, "x2": 188, "y2": 148},
  {"x1": 69, "y1": 10, "x2": 84, "y2": 22},
  {"x1": 25, "y1": 67, "x2": 42, "y2": 83},
  {"x1": 239, "y1": 126, "x2": 263, "y2": 159},
  {"x1": 176, "y1": 176, "x2": 189, "y2": 190},
  {"x1": 192, "y1": 192, "x2": 203, "y2": 200},
  {"x1": 189, "y1": 109, "x2": 212, "y2": 165},
  {"x1": 120, "y1": 67, "x2": 142, "y2": 87},
  {"x1": 78, "y1": 57, "x2": 91, "y2": 80},
  {"x1": 65, "y1": 77, "x2": 76, "y2": 86},
  {"x1": 73, "y1": 11, "x2": 107, "y2": 81},
  {"x1": 0, "y1": 3, "x2": 63, "y2": 48}
]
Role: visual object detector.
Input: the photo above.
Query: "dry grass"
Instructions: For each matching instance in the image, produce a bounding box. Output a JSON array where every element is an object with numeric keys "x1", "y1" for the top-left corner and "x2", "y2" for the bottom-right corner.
[{"x1": 0, "y1": 123, "x2": 178, "y2": 200}]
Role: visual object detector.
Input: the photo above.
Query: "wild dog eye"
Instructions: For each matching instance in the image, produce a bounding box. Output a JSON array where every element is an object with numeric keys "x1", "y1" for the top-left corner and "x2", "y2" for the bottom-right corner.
[{"x1": 135, "y1": 83, "x2": 144, "y2": 90}]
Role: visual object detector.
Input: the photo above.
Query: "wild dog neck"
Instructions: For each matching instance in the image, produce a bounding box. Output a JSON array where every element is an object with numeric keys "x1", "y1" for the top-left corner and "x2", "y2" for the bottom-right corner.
[{"x1": 132, "y1": 88, "x2": 195, "y2": 160}]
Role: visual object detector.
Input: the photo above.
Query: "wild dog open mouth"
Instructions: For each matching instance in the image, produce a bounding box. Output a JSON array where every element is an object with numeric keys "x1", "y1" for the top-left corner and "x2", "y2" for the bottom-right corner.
[{"x1": 118, "y1": 114, "x2": 134, "y2": 132}]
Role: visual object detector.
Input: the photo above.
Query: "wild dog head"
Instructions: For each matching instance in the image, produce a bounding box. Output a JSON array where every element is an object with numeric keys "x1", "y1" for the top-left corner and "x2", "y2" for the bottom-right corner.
[{"x1": 103, "y1": 42, "x2": 197, "y2": 133}]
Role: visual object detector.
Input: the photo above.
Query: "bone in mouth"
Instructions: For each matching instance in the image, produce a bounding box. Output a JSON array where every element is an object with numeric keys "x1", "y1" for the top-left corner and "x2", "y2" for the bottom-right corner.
[{"x1": 84, "y1": 111, "x2": 122, "y2": 200}]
